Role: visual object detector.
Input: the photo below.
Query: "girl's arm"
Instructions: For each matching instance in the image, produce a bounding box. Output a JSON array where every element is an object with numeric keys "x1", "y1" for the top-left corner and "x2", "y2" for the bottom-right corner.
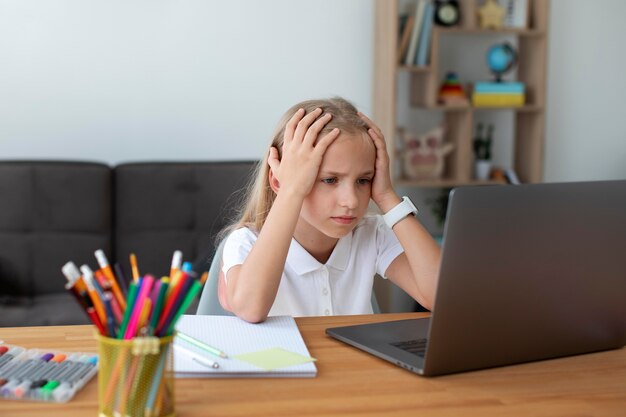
[
  {"x1": 225, "y1": 108, "x2": 340, "y2": 323},
  {"x1": 360, "y1": 113, "x2": 441, "y2": 311}
]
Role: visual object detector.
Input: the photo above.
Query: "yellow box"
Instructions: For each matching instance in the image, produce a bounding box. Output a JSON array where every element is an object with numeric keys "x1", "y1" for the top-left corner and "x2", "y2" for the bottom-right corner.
[
  {"x1": 472, "y1": 92, "x2": 525, "y2": 107},
  {"x1": 97, "y1": 334, "x2": 175, "y2": 417}
]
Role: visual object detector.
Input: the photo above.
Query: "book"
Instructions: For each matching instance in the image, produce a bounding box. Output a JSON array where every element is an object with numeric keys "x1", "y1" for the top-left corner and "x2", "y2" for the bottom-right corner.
[
  {"x1": 397, "y1": 14, "x2": 415, "y2": 64},
  {"x1": 474, "y1": 81, "x2": 525, "y2": 94},
  {"x1": 173, "y1": 315, "x2": 317, "y2": 378},
  {"x1": 472, "y1": 92, "x2": 525, "y2": 107},
  {"x1": 415, "y1": 1, "x2": 434, "y2": 66},
  {"x1": 404, "y1": 0, "x2": 427, "y2": 66},
  {"x1": 499, "y1": 0, "x2": 529, "y2": 28},
  {"x1": 504, "y1": 168, "x2": 521, "y2": 184}
]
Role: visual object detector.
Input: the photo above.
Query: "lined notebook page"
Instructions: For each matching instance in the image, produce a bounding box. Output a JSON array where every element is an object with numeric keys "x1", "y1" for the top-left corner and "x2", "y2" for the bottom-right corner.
[{"x1": 173, "y1": 315, "x2": 317, "y2": 378}]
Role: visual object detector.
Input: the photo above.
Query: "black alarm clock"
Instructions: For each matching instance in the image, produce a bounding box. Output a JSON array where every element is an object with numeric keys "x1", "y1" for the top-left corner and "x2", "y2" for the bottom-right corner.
[{"x1": 434, "y1": 0, "x2": 460, "y2": 27}]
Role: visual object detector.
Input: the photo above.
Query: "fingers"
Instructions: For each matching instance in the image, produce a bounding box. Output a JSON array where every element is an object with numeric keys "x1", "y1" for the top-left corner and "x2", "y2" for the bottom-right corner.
[
  {"x1": 314, "y1": 127, "x2": 341, "y2": 156},
  {"x1": 358, "y1": 111, "x2": 384, "y2": 138},
  {"x1": 302, "y1": 112, "x2": 333, "y2": 147},
  {"x1": 293, "y1": 108, "x2": 323, "y2": 145},
  {"x1": 284, "y1": 108, "x2": 305, "y2": 144}
]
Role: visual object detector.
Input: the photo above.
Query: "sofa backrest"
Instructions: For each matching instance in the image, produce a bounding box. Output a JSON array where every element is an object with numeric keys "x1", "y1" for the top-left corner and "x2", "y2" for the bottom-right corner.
[
  {"x1": 0, "y1": 160, "x2": 256, "y2": 327},
  {"x1": 0, "y1": 161, "x2": 112, "y2": 297},
  {"x1": 113, "y1": 161, "x2": 256, "y2": 280}
]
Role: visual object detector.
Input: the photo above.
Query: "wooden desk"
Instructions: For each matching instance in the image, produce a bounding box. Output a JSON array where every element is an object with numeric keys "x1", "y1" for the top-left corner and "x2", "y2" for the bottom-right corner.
[{"x1": 1, "y1": 313, "x2": 625, "y2": 417}]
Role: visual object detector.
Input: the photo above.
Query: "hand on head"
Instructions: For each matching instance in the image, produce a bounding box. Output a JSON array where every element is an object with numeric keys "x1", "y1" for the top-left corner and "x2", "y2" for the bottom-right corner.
[
  {"x1": 268, "y1": 107, "x2": 341, "y2": 198},
  {"x1": 358, "y1": 112, "x2": 400, "y2": 211}
]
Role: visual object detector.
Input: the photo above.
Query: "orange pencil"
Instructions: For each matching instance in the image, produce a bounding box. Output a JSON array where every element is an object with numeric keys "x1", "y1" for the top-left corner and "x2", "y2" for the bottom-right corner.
[
  {"x1": 95, "y1": 250, "x2": 127, "y2": 310},
  {"x1": 138, "y1": 299, "x2": 152, "y2": 330},
  {"x1": 130, "y1": 253, "x2": 140, "y2": 283}
]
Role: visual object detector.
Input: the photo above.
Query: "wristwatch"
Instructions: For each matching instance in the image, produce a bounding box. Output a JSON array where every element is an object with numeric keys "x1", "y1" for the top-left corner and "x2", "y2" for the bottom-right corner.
[{"x1": 383, "y1": 196, "x2": 419, "y2": 228}]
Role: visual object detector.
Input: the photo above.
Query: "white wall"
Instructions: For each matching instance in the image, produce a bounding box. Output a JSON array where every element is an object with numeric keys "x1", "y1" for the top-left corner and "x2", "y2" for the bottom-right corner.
[
  {"x1": 544, "y1": 0, "x2": 626, "y2": 182},
  {"x1": 2, "y1": 1, "x2": 623, "y2": 176},
  {"x1": 0, "y1": 0, "x2": 373, "y2": 163}
]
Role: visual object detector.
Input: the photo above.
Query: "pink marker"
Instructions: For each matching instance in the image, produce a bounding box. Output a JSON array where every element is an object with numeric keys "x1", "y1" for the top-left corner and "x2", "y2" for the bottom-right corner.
[{"x1": 123, "y1": 275, "x2": 154, "y2": 339}]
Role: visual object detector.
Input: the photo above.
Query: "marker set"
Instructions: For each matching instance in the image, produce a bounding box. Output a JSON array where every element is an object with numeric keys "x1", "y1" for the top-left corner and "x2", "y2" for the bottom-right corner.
[{"x1": 0, "y1": 344, "x2": 97, "y2": 403}]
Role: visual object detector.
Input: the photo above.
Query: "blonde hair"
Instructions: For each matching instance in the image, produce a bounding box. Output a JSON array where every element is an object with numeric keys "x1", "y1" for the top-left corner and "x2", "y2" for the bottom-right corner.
[{"x1": 219, "y1": 97, "x2": 369, "y2": 240}]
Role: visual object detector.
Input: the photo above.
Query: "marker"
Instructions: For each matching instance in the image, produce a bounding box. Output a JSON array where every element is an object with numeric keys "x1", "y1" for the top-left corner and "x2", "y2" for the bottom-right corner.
[
  {"x1": 170, "y1": 250, "x2": 182, "y2": 279},
  {"x1": 5, "y1": 353, "x2": 53, "y2": 397},
  {"x1": 123, "y1": 275, "x2": 154, "y2": 339},
  {"x1": 0, "y1": 345, "x2": 24, "y2": 369},
  {"x1": 61, "y1": 261, "x2": 87, "y2": 293},
  {"x1": 95, "y1": 249, "x2": 127, "y2": 310},
  {"x1": 80, "y1": 265, "x2": 107, "y2": 325}
]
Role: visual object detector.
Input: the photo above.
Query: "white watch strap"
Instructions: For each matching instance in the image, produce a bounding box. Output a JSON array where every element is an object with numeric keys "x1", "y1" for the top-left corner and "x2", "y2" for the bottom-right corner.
[{"x1": 383, "y1": 196, "x2": 418, "y2": 228}]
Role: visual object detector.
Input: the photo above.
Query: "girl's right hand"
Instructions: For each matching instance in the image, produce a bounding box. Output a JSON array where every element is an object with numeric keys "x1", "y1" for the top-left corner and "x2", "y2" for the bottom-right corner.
[{"x1": 267, "y1": 107, "x2": 340, "y2": 198}]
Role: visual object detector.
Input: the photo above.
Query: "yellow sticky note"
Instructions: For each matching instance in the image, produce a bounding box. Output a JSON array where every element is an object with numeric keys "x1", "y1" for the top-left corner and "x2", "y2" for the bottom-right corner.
[{"x1": 233, "y1": 347, "x2": 316, "y2": 371}]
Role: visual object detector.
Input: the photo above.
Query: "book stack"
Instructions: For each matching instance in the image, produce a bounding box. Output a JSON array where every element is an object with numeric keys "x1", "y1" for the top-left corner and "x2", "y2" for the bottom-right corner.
[
  {"x1": 472, "y1": 81, "x2": 526, "y2": 107},
  {"x1": 397, "y1": 0, "x2": 435, "y2": 67}
]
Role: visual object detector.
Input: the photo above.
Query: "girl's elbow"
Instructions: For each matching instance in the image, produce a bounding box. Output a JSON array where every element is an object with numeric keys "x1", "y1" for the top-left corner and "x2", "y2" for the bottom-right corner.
[
  {"x1": 229, "y1": 294, "x2": 269, "y2": 324},
  {"x1": 238, "y1": 311, "x2": 268, "y2": 324}
]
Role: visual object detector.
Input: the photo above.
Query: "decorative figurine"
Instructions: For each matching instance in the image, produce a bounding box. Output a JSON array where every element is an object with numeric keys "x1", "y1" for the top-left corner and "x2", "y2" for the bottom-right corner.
[
  {"x1": 478, "y1": 0, "x2": 505, "y2": 30},
  {"x1": 398, "y1": 126, "x2": 454, "y2": 180},
  {"x1": 438, "y1": 72, "x2": 469, "y2": 105}
]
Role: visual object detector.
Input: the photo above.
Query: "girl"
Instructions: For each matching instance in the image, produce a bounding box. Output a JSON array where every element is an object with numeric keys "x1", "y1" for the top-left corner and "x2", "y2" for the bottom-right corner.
[{"x1": 218, "y1": 97, "x2": 441, "y2": 323}]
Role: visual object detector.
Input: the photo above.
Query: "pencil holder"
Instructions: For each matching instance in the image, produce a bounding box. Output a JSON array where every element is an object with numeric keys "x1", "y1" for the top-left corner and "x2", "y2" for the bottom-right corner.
[{"x1": 97, "y1": 334, "x2": 175, "y2": 417}]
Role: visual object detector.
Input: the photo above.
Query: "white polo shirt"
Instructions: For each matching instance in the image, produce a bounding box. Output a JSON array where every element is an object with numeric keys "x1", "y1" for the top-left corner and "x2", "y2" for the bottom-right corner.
[{"x1": 221, "y1": 215, "x2": 404, "y2": 317}]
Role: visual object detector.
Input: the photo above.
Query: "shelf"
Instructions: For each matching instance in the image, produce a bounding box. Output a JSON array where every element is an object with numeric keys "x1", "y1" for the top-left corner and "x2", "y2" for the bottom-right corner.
[
  {"x1": 436, "y1": 27, "x2": 546, "y2": 37},
  {"x1": 398, "y1": 65, "x2": 431, "y2": 73},
  {"x1": 395, "y1": 178, "x2": 507, "y2": 188},
  {"x1": 416, "y1": 104, "x2": 544, "y2": 112},
  {"x1": 472, "y1": 105, "x2": 544, "y2": 112},
  {"x1": 373, "y1": 0, "x2": 548, "y2": 187}
]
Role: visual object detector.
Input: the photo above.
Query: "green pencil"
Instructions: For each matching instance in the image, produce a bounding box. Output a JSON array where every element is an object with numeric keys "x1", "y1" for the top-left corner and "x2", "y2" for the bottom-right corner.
[
  {"x1": 149, "y1": 279, "x2": 170, "y2": 336},
  {"x1": 117, "y1": 281, "x2": 138, "y2": 339},
  {"x1": 176, "y1": 329, "x2": 228, "y2": 358},
  {"x1": 165, "y1": 280, "x2": 203, "y2": 336}
]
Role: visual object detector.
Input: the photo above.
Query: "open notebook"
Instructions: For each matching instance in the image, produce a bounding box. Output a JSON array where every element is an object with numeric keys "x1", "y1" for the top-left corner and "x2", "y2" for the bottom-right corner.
[{"x1": 173, "y1": 315, "x2": 317, "y2": 378}]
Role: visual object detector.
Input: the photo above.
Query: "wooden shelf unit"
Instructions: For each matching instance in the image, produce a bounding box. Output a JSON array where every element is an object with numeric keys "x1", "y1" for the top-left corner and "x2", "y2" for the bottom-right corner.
[{"x1": 373, "y1": 0, "x2": 549, "y2": 187}]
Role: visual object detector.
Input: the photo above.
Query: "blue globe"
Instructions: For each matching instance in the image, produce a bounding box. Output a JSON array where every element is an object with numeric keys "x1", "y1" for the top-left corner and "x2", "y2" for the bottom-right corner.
[{"x1": 486, "y1": 43, "x2": 517, "y2": 80}]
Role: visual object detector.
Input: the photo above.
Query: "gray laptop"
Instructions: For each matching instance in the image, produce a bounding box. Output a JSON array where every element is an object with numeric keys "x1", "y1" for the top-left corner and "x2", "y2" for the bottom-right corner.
[{"x1": 326, "y1": 180, "x2": 626, "y2": 376}]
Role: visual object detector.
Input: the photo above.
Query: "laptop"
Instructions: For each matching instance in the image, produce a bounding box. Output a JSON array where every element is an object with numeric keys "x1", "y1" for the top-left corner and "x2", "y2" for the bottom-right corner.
[{"x1": 326, "y1": 180, "x2": 626, "y2": 376}]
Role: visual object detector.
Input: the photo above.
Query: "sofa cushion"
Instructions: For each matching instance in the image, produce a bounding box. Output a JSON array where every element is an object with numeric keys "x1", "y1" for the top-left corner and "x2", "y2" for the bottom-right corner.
[
  {"x1": 114, "y1": 161, "x2": 256, "y2": 278},
  {"x1": 0, "y1": 292, "x2": 91, "y2": 327},
  {"x1": 0, "y1": 161, "x2": 112, "y2": 298}
]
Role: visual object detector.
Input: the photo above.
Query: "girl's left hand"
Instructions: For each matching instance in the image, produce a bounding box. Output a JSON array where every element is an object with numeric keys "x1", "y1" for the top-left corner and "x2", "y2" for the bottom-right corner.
[{"x1": 359, "y1": 112, "x2": 401, "y2": 212}]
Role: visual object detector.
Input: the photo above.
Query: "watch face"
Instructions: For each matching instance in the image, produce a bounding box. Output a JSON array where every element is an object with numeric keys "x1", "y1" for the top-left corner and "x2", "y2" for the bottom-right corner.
[{"x1": 437, "y1": 4, "x2": 459, "y2": 25}]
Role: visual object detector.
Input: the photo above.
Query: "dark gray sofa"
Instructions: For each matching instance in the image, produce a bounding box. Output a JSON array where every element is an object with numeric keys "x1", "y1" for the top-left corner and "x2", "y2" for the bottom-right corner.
[{"x1": 0, "y1": 160, "x2": 256, "y2": 327}]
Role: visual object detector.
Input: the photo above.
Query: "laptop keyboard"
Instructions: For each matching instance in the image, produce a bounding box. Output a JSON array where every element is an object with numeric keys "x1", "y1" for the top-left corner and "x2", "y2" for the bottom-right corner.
[{"x1": 390, "y1": 338, "x2": 427, "y2": 357}]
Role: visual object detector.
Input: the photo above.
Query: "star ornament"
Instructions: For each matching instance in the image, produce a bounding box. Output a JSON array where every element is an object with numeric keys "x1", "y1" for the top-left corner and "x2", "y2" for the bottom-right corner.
[{"x1": 478, "y1": 0, "x2": 505, "y2": 30}]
